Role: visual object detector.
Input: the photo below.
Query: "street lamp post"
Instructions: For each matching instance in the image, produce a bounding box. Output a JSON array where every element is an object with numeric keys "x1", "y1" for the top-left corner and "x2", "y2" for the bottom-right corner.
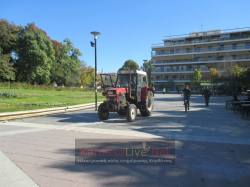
[{"x1": 90, "y1": 31, "x2": 101, "y2": 111}]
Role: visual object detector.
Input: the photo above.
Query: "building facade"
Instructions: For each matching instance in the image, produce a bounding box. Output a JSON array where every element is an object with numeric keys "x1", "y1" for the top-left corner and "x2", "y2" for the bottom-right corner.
[{"x1": 151, "y1": 28, "x2": 250, "y2": 90}]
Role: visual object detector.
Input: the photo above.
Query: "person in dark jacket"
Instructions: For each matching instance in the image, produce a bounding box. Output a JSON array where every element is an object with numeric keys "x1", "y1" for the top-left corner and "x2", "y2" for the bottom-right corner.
[{"x1": 202, "y1": 88, "x2": 211, "y2": 107}]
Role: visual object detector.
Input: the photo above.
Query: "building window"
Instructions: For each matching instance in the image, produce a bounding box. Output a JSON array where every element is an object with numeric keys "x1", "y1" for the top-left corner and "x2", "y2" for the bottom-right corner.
[
  {"x1": 155, "y1": 67, "x2": 161, "y2": 72},
  {"x1": 245, "y1": 42, "x2": 250, "y2": 48},
  {"x1": 220, "y1": 34, "x2": 230, "y2": 40},
  {"x1": 232, "y1": 43, "x2": 237, "y2": 49},
  {"x1": 195, "y1": 47, "x2": 201, "y2": 52},
  {"x1": 164, "y1": 66, "x2": 168, "y2": 71},
  {"x1": 217, "y1": 56, "x2": 224, "y2": 60},
  {"x1": 208, "y1": 56, "x2": 212, "y2": 61},
  {"x1": 165, "y1": 41, "x2": 173, "y2": 46},
  {"x1": 194, "y1": 57, "x2": 200, "y2": 61},
  {"x1": 218, "y1": 44, "x2": 224, "y2": 50}
]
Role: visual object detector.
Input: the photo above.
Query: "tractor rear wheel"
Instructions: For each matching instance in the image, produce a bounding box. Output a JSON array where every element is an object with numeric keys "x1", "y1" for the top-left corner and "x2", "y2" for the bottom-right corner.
[
  {"x1": 140, "y1": 91, "x2": 154, "y2": 117},
  {"x1": 127, "y1": 104, "x2": 137, "y2": 122},
  {"x1": 98, "y1": 102, "x2": 109, "y2": 120}
]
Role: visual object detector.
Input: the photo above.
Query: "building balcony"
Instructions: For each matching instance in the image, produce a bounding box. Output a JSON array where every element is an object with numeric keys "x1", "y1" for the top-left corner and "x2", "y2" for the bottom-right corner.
[
  {"x1": 152, "y1": 57, "x2": 250, "y2": 66},
  {"x1": 152, "y1": 80, "x2": 192, "y2": 83},
  {"x1": 152, "y1": 37, "x2": 250, "y2": 49},
  {"x1": 152, "y1": 70, "x2": 210, "y2": 74},
  {"x1": 152, "y1": 46, "x2": 250, "y2": 57}
]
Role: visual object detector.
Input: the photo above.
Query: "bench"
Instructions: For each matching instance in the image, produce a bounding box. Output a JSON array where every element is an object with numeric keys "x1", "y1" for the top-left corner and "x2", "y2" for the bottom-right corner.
[
  {"x1": 225, "y1": 100, "x2": 250, "y2": 112},
  {"x1": 240, "y1": 104, "x2": 250, "y2": 118}
]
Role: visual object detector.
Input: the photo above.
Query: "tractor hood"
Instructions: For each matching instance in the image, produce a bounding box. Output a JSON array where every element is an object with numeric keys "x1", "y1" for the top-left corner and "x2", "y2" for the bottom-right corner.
[{"x1": 105, "y1": 87, "x2": 127, "y2": 95}]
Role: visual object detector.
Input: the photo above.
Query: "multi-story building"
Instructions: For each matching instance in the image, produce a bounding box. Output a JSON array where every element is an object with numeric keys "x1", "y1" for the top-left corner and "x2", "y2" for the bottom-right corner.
[{"x1": 151, "y1": 28, "x2": 250, "y2": 90}]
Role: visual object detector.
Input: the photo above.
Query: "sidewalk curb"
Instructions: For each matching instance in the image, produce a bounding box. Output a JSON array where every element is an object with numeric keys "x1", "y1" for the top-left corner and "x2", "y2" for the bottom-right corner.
[
  {"x1": 0, "y1": 102, "x2": 101, "y2": 121},
  {"x1": 0, "y1": 151, "x2": 39, "y2": 186}
]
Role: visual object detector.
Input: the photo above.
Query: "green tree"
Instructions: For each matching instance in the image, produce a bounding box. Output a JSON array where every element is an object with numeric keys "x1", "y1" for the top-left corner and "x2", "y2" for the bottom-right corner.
[
  {"x1": 0, "y1": 20, "x2": 21, "y2": 81},
  {"x1": 50, "y1": 40, "x2": 64, "y2": 85},
  {"x1": 51, "y1": 39, "x2": 81, "y2": 86},
  {"x1": 16, "y1": 24, "x2": 55, "y2": 84},
  {"x1": 142, "y1": 60, "x2": 153, "y2": 85},
  {"x1": 192, "y1": 69, "x2": 202, "y2": 83},
  {"x1": 0, "y1": 19, "x2": 20, "y2": 54},
  {"x1": 80, "y1": 64, "x2": 94, "y2": 87},
  {"x1": 209, "y1": 67, "x2": 219, "y2": 82},
  {"x1": 225, "y1": 65, "x2": 245, "y2": 99},
  {"x1": 232, "y1": 65, "x2": 244, "y2": 78},
  {"x1": 0, "y1": 53, "x2": 15, "y2": 81},
  {"x1": 121, "y1": 59, "x2": 139, "y2": 70},
  {"x1": 241, "y1": 68, "x2": 250, "y2": 88}
]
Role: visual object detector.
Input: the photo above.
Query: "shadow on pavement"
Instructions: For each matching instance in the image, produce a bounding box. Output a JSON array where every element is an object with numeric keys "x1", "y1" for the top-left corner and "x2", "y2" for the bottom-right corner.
[
  {"x1": 46, "y1": 140, "x2": 250, "y2": 187},
  {"x1": 49, "y1": 112, "x2": 100, "y2": 123},
  {"x1": 48, "y1": 139, "x2": 182, "y2": 187}
]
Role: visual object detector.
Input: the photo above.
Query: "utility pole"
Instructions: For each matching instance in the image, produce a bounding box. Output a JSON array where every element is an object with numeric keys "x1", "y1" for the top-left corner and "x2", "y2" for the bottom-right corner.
[{"x1": 90, "y1": 31, "x2": 101, "y2": 111}]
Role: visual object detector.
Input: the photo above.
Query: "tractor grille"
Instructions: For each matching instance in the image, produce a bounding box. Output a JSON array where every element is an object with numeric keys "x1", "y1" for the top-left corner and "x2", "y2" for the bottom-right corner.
[
  {"x1": 108, "y1": 97, "x2": 117, "y2": 111},
  {"x1": 107, "y1": 90, "x2": 116, "y2": 96}
]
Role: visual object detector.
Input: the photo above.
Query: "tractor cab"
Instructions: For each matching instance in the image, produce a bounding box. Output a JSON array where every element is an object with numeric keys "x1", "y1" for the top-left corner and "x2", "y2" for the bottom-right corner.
[
  {"x1": 116, "y1": 69, "x2": 148, "y2": 101},
  {"x1": 100, "y1": 74, "x2": 116, "y2": 88},
  {"x1": 100, "y1": 70, "x2": 147, "y2": 89}
]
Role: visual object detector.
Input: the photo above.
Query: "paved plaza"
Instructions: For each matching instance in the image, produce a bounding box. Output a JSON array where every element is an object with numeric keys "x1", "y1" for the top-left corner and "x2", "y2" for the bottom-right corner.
[{"x1": 0, "y1": 94, "x2": 250, "y2": 186}]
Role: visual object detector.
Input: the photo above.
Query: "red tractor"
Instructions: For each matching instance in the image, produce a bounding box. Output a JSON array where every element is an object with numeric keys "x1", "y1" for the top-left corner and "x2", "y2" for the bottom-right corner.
[{"x1": 98, "y1": 69, "x2": 154, "y2": 122}]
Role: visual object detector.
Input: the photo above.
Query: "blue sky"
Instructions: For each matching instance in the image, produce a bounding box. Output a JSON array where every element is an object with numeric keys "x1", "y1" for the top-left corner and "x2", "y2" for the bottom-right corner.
[{"x1": 1, "y1": 0, "x2": 250, "y2": 72}]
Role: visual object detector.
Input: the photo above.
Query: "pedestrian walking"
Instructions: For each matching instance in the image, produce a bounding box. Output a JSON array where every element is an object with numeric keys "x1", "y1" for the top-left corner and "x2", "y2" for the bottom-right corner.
[
  {"x1": 182, "y1": 84, "x2": 191, "y2": 111},
  {"x1": 202, "y1": 87, "x2": 211, "y2": 107}
]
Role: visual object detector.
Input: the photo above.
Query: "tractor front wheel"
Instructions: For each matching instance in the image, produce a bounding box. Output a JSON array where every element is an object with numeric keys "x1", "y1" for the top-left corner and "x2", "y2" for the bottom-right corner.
[
  {"x1": 127, "y1": 104, "x2": 137, "y2": 122},
  {"x1": 98, "y1": 102, "x2": 109, "y2": 120}
]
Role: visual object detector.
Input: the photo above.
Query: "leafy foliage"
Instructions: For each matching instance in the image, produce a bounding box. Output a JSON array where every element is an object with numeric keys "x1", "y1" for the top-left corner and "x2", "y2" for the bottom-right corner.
[
  {"x1": 231, "y1": 65, "x2": 245, "y2": 78},
  {"x1": 0, "y1": 20, "x2": 20, "y2": 81},
  {"x1": 80, "y1": 64, "x2": 95, "y2": 87},
  {"x1": 16, "y1": 24, "x2": 55, "y2": 84},
  {"x1": 121, "y1": 59, "x2": 139, "y2": 70},
  {"x1": 209, "y1": 67, "x2": 219, "y2": 82},
  {"x1": 142, "y1": 60, "x2": 153, "y2": 84},
  {"x1": 216, "y1": 65, "x2": 249, "y2": 95},
  {"x1": 241, "y1": 68, "x2": 250, "y2": 88},
  {"x1": 192, "y1": 69, "x2": 202, "y2": 82},
  {"x1": 0, "y1": 20, "x2": 84, "y2": 86},
  {"x1": 0, "y1": 19, "x2": 20, "y2": 54},
  {"x1": 0, "y1": 54, "x2": 15, "y2": 81},
  {"x1": 51, "y1": 39, "x2": 81, "y2": 86}
]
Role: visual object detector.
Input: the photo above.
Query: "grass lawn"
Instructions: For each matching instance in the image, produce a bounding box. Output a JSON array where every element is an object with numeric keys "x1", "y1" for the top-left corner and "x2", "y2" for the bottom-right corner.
[{"x1": 0, "y1": 86, "x2": 104, "y2": 112}]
